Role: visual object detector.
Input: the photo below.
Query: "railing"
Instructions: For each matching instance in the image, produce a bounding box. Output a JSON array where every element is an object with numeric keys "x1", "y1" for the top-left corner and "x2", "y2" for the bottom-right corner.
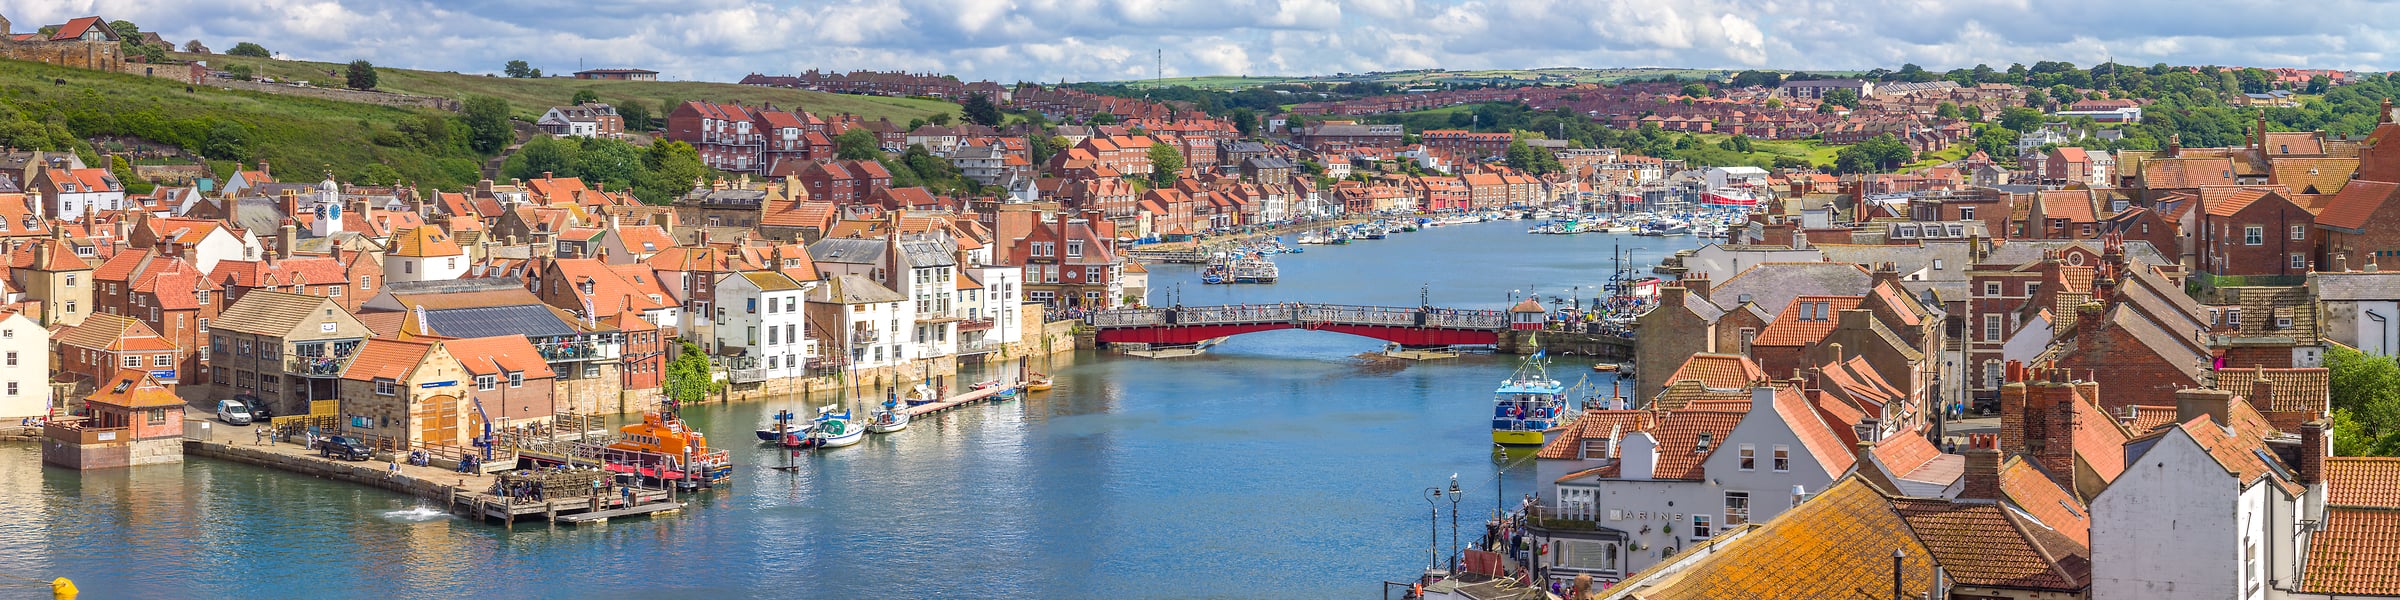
[
  {"x1": 958, "y1": 319, "x2": 996, "y2": 332},
  {"x1": 46, "y1": 422, "x2": 130, "y2": 445},
  {"x1": 1522, "y1": 504, "x2": 1606, "y2": 532},
  {"x1": 286, "y1": 356, "x2": 351, "y2": 377},
  {"x1": 957, "y1": 340, "x2": 1004, "y2": 355},
  {"x1": 730, "y1": 367, "x2": 770, "y2": 384},
  {"x1": 537, "y1": 340, "x2": 602, "y2": 361},
  {"x1": 1085, "y1": 304, "x2": 1509, "y2": 330}
]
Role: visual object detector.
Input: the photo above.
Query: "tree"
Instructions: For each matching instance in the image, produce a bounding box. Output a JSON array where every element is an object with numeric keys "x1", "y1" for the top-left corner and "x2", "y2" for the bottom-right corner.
[
  {"x1": 2330, "y1": 346, "x2": 2400, "y2": 456},
  {"x1": 834, "y1": 128, "x2": 881, "y2": 161},
  {"x1": 1505, "y1": 139, "x2": 1562, "y2": 175},
  {"x1": 2308, "y1": 75, "x2": 2332, "y2": 95},
  {"x1": 1821, "y1": 88, "x2": 1859, "y2": 109},
  {"x1": 1228, "y1": 107, "x2": 1257, "y2": 138},
  {"x1": 227, "y1": 42, "x2": 270, "y2": 57},
  {"x1": 639, "y1": 141, "x2": 707, "y2": 203},
  {"x1": 352, "y1": 163, "x2": 403, "y2": 186},
  {"x1": 1832, "y1": 133, "x2": 1912, "y2": 174},
  {"x1": 615, "y1": 98, "x2": 652, "y2": 131},
  {"x1": 663, "y1": 341, "x2": 722, "y2": 406},
  {"x1": 503, "y1": 136, "x2": 581, "y2": 180},
  {"x1": 575, "y1": 138, "x2": 645, "y2": 190},
  {"x1": 109, "y1": 20, "x2": 141, "y2": 40},
  {"x1": 345, "y1": 60, "x2": 378, "y2": 90},
  {"x1": 1935, "y1": 102, "x2": 1962, "y2": 120},
  {"x1": 462, "y1": 96, "x2": 513, "y2": 153},
  {"x1": 928, "y1": 112, "x2": 953, "y2": 127},
  {"x1": 1148, "y1": 142, "x2": 1185, "y2": 188},
  {"x1": 1961, "y1": 105, "x2": 1984, "y2": 122},
  {"x1": 504, "y1": 60, "x2": 536, "y2": 78},
  {"x1": 961, "y1": 93, "x2": 1003, "y2": 127},
  {"x1": 183, "y1": 39, "x2": 206, "y2": 53},
  {"x1": 1764, "y1": 98, "x2": 1783, "y2": 110},
  {"x1": 1680, "y1": 83, "x2": 1708, "y2": 98},
  {"x1": 1998, "y1": 106, "x2": 2046, "y2": 133},
  {"x1": 202, "y1": 120, "x2": 255, "y2": 160},
  {"x1": 223, "y1": 63, "x2": 254, "y2": 81},
  {"x1": 570, "y1": 89, "x2": 599, "y2": 105},
  {"x1": 1088, "y1": 112, "x2": 1118, "y2": 126}
]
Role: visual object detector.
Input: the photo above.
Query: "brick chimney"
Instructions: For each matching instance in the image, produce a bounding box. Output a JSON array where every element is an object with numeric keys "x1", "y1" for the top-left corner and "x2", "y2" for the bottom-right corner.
[
  {"x1": 2033, "y1": 379, "x2": 2083, "y2": 496},
  {"x1": 2175, "y1": 387, "x2": 2236, "y2": 428},
  {"x1": 1659, "y1": 281, "x2": 1687, "y2": 312},
  {"x1": 1682, "y1": 271, "x2": 1712, "y2": 303},
  {"x1": 1959, "y1": 434, "x2": 2004, "y2": 501},
  {"x1": 1999, "y1": 362, "x2": 2030, "y2": 456},
  {"x1": 2250, "y1": 366, "x2": 2275, "y2": 410},
  {"x1": 2300, "y1": 420, "x2": 2327, "y2": 485},
  {"x1": 276, "y1": 218, "x2": 296, "y2": 260},
  {"x1": 1871, "y1": 261, "x2": 1901, "y2": 289}
]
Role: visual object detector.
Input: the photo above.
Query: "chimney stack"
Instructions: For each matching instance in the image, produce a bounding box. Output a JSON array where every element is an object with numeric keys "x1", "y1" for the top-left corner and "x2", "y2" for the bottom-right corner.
[
  {"x1": 276, "y1": 219, "x2": 295, "y2": 260},
  {"x1": 1682, "y1": 271, "x2": 1712, "y2": 303},
  {"x1": 2250, "y1": 366, "x2": 2275, "y2": 409},
  {"x1": 1959, "y1": 434, "x2": 2003, "y2": 501},
  {"x1": 2175, "y1": 387, "x2": 2236, "y2": 428},
  {"x1": 2301, "y1": 421, "x2": 2327, "y2": 485}
]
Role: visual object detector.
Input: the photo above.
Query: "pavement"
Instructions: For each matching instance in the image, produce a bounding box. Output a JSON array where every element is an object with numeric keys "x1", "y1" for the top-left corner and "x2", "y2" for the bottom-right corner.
[{"x1": 184, "y1": 416, "x2": 504, "y2": 491}]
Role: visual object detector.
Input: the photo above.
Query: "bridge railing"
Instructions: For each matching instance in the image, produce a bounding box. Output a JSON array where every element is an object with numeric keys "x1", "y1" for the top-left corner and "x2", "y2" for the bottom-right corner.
[
  {"x1": 1089, "y1": 303, "x2": 1512, "y2": 330},
  {"x1": 1425, "y1": 309, "x2": 1508, "y2": 329},
  {"x1": 1297, "y1": 304, "x2": 1416, "y2": 326},
  {"x1": 1088, "y1": 309, "x2": 1170, "y2": 327},
  {"x1": 1177, "y1": 304, "x2": 1300, "y2": 325}
]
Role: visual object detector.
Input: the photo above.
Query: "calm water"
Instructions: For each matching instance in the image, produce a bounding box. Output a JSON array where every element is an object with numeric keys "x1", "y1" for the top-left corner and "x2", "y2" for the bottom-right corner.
[{"x1": 0, "y1": 220, "x2": 1701, "y2": 599}]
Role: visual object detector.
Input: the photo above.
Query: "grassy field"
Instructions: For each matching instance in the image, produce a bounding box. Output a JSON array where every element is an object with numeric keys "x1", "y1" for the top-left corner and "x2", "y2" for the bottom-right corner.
[
  {"x1": 0, "y1": 57, "x2": 499, "y2": 188},
  {"x1": 179, "y1": 53, "x2": 959, "y2": 123}
]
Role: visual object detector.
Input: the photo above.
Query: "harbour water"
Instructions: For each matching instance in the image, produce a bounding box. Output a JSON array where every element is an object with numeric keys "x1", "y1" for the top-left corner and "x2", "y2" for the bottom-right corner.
[{"x1": 0, "y1": 221, "x2": 1702, "y2": 598}]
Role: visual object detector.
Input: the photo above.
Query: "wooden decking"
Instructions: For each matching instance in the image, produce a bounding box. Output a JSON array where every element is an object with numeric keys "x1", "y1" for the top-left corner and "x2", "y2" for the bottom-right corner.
[
  {"x1": 899, "y1": 383, "x2": 1018, "y2": 417},
  {"x1": 448, "y1": 487, "x2": 682, "y2": 526}
]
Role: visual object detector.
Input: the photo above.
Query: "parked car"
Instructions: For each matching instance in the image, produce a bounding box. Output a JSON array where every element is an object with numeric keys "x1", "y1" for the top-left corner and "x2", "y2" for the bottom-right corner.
[
  {"x1": 317, "y1": 436, "x2": 372, "y2": 461},
  {"x1": 214, "y1": 399, "x2": 254, "y2": 425},
  {"x1": 236, "y1": 394, "x2": 270, "y2": 421}
]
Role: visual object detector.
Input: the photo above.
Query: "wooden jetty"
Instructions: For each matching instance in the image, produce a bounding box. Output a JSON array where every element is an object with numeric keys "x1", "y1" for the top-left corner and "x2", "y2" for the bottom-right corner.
[{"x1": 900, "y1": 383, "x2": 1015, "y2": 417}]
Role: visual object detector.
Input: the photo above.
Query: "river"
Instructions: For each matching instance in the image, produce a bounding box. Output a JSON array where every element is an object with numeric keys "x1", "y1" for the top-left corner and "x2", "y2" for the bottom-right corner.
[{"x1": 0, "y1": 220, "x2": 1705, "y2": 599}]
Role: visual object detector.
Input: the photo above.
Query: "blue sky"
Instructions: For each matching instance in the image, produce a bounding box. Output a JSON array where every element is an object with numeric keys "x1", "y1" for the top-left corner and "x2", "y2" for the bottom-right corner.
[{"x1": 7, "y1": 0, "x2": 2385, "y2": 83}]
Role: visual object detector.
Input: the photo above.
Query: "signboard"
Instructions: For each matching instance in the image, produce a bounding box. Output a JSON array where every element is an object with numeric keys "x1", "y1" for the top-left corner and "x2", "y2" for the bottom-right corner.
[
  {"x1": 149, "y1": 370, "x2": 176, "y2": 379},
  {"x1": 420, "y1": 380, "x2": 457, "y2": 389}
]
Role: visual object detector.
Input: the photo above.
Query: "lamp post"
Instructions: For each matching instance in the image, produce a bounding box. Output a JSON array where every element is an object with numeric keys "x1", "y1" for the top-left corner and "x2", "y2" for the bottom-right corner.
[
  {"x1": 1424, "y1": 486, "x2": 1444, "y2": 573},
  {"x1": 1448, "y1": 474, "x2": 1464, "y2": 573}
]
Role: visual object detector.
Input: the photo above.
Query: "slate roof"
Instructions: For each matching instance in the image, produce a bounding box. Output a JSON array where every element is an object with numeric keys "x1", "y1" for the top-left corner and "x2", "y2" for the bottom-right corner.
[
  {"x1": 423, "y1": 305, "x2": 578, "y2": 338},
  {"x1": 1980, "y1": 239, "x2": 2171, "y2": 268},
  {"x1": 213, "y1": 289, "x2": 337, "y2": 336},
  {"x1": 2316, "y1": 272, "x2": 2400, "y2": 301},
  {"x1": 808, "y1": 274, "x2": 904, "y2": 304},
  {"x1": 807, "y1": 238, "x2": 888, "y2": 265},
  {"x1": 1708, "y1": 263, "x2": 1872, "y2": 323}
]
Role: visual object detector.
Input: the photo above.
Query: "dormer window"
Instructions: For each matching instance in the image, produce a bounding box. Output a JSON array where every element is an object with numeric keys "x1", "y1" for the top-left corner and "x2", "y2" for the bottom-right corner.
[
  {"x1": 1695, "y1": 433, "x2": 1713, "y2": 453},
  {"x1": 1581, "y1": 438, "x2": 1612, "y2": 460}
]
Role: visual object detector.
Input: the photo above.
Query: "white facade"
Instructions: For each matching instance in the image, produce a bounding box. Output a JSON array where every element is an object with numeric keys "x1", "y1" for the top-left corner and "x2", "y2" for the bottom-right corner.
[
  {"x1": 1703, "y1": 166, "x2": 1770, "y2": 190},
  {"x1": 0, "y1": 312, "x2": 48, "y2": 419},
  {"x1": 2092, "y1": 425, "x2": 2303, "y2": 600},
  {"x1": 2315, "y1": 273, "x2": 2400, "y2": 357},
  {"x1": 387, "y1": 252, "x2": 468, "y2": 284},
  {"x1": 713, "y1": 273, "x2": 816, "y2": 379},
  {"x1": 183, "y1": 226, "x2": 264, "y2": 274},
  {"x1": 970, "y1": 265, "x2": 1025, "y2": 348}
]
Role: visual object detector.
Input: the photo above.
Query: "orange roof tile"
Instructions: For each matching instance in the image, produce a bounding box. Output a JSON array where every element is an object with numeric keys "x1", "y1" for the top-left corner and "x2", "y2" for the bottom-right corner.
[
  {"x1": 86, "y1": 369, "x2": 181, "y2": 408},
  {"x1": 2327, "y1": 457, "x2": 2400, "y2": 509},
  {"x1": 1891, "y1": 497, "x2": 2091, "y2": 591},
  {"x1": 340, "y1": 338, "x2": 436, "y2": 382},
  {"x1": 2000, "y1": 458, "x2": 2092, "y2": 546},
  {"x1": 441, "y1": 335, "x2": 555, "y2": 378},
  {"x1": 1619, "y1": 477, "x2": 1938, "y2": 600},
  {"x1": 1663, "y1": 354, "x2": 1768, "y2": 390},
  {"x1": 1753, "y1": 296, "x2": 1865, "y2": 347},
  {"x1": 2302, "y1": 507, "x2": 2400, "y2": 595}
]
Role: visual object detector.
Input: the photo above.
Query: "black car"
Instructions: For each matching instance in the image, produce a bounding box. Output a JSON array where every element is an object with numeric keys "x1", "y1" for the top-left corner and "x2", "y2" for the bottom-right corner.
[
  {"x1": 317, "y1": 436, "x2": 372, "y2": 461},
  {"x1": 236, "y1": 393, "x2": 271, "y2": 421}
]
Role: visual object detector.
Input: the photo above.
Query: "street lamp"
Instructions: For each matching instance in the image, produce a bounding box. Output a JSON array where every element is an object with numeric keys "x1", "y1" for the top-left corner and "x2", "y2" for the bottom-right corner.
[
  {"x1": 1448, "y1": 474, "x2": 1464, "y2": 573},
  {"x1": 1424, "y1": 486, "x2": 1445, "y2": 573}
]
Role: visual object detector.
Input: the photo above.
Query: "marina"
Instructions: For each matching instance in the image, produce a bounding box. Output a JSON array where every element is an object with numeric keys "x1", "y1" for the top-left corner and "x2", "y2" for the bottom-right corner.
[{"x1": 5, "y1": 220, "x2": 1694, "y2": 598}]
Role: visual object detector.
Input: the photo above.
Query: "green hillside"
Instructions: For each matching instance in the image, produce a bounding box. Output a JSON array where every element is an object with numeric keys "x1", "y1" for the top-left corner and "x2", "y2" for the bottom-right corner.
[
  {"x1": 0, "y1": 57, "x2": 493, "y2": 190},
  {"x1": 1106, "y1": 67, "x2": 1748, "y2": 90},
  {"x1": 182, "y1": 53, "x2": 958, "y2": 123}
]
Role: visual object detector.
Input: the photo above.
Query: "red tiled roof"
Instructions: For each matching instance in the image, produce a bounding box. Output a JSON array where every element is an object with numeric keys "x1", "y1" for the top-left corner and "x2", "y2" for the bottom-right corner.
[
  {"x1": 1536, "y1": 409, "x2": 1656, "y2": 460},
  {"x1": 1753, "y1": 296, "x2": 1865, "y2": 347},
  {"x1": 340, "y1": 338, "x2": 435, "y2": 382},
  {"x1": 1663, "y1": 353, "x2": 1768, "y2": 389},
  {"x1": 442, "y1": 335, "x2": 556, "y2": 378},
  {"x1": 2000, "y1": 457, "x2": 2092, "y2": 546},
  {"x1": 1650, "y1": 408, "x2": 1748, "y2": 480},
  {"x1": 1891, "y1": 497, "x2": 2091, "y2": 591},
  {"x1": 2302, "y1": 507, "x2": 2400, "y2": 595},
  {"x1": 2327, "y1": 457, "x2": 2400, "y2": 509},
  {"x1": 1775, "y1": 384, "x2": 1856, "y2": 478},
  {"x1": 2317, "y1": 179, "x2": 2399, "y2": 232}
]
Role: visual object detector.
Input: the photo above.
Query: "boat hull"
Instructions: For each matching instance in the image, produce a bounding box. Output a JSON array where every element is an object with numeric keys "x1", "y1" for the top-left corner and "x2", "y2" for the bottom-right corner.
[
  {"x1": 1492, "y1": 428, "x2": 1556, "y2": 447},
  {"x1": 816, "y1": 428, "x2": 866, "y2": 448},
  {"x1": 869, "y1": 420, "x2": 909, "y2": 434}
]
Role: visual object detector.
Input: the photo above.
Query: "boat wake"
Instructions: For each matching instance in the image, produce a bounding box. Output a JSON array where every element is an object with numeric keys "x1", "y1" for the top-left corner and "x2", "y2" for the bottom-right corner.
[{"x1": 381, "y1": 506, "x2": 451, "y2": 522}]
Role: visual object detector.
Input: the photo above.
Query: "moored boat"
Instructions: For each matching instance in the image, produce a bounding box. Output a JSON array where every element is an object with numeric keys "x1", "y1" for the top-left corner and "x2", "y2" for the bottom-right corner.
[
  {"x1": 755, "y1": 409, "x2": 809, "y2": 442},
  {"x1": 797, "y1": 406, "x2": 864, "y2": 449},
  {"x1": 609, "y1": 402, "x2": 733, "y2": 486},
  {"x1": 868, "y1": 400, "x2": 910, "y2": 434},
  {"x1": 1492, "y1": 340, "x2": 1575, "y2": 447},
  {"x1": 1027, "y1": 374, "x2": 1055, "y2": 392}
]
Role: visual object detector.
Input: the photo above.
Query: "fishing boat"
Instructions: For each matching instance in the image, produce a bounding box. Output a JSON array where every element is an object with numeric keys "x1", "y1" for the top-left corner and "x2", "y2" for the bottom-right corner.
[
  {"x1": 796, "y1": 405, "x2": 864, "y2": 449},
  {"x1": 1491, "y1": 340, "x2": 1575, "y2": 447},
  {"x1": 868, "y1": 400, "x2": 910, "y2": 434},
  {"x1": 1026, "y1": 374, "x2": 1054, "y2": 392},
  {"x1": 755, "y1": 409, "x2": 811, "y2": 442},
  {"x1": 1201, "y1": 261, "x2": 1230, "y2": 284},
  {"x1": 901, "y1": 383, "x2": 938, "y2": 407},
  {"x1": 608, "y1": 403, "x2": 734, "y2": 486},
  {"x1": 1590, "y1": 363, "x2": 1622, "y2": 373},
  {"x1": 1231, "y1": 254, "x2": 1279, "y2": 283}
]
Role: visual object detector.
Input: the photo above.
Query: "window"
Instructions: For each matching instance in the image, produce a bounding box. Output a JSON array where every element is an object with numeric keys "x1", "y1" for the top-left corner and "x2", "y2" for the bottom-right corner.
[
  {"x1": 1691, "y1": 515, "x2": 1712, "y2": 539},
  {"x1": 2026, "y1": 282, "x2": 2040, "y2": 297},
  {"x1": 360, "y1": 275, "x2": 371, "y2": 290},
  {"x1": 2228, "y1": 309, "x2": 2242, "y2": 327},
  {"x1": 1066, "y1": 241, "x2": 1083, "y2": 257},
  {"x1": 198, "y1": 318, "x2": 208, "y2": 333},
  {"x1": 509, "y1": 371, "x2": 524, "y2": 387},
  {"x1": 2, "y1": 352, "x2": 11, "y2": 367},
  {"x1": 2245, "y1": 226, "x2": 2264, "y2": 245},
  {"x1": 1773, "y1": 445, "x2": 1790, "y2": 472},
  {"x1": 1738, "y1": 444, "x2": 1756, "y2": 470},
  {"x1": 153, "y1": 355, "x2": 171, "y2": 367},
  {"x1": 2291, "y1": 254, "x2": 2306, "y2": 270},
  {"x1": 64, "y1": 300, "x2": 74, "y2": 314},
  {"x1": 1552, "y1": 539, "x2": 1620, "y2": 573},
  {"x1": 2292, "y1": 225, "x2": 2307, "y2": 240},
  {"x1": 475, "y1": 374, "x2": 496, "y2": 391},
  {"x1": 374, "y1": 378, "x2": 396, "y2": 395},
  {"x1": 1983, "y1": 282, "x2": 2000, "y2": 296},
  {"x1": 64, "y1": 274, "x2": 75, "y2": 287},
  {"x1": 5, "y1": 382, "x2": 15, "y2": 397},
  {"x1": 1086, "y1": 266, "x2": 1104, "y2": 282},
  {"x1": 148, "y1": 409, "x2": 167, "y2": 425},
  {"x1": 1984, "y1": 315, "x2": 2003, "y2": 341},
  {"x1": 1579, "y1": 438, "x2": 1610, "y2": 459},
  {"x1": 403, "y1": 261, "x2": 415, "y2": 274},
  {"x1": 1724, "y1": 492, "x2": 1751, "y2": 526},
  {"x1": 1958, "y1": 206, "x2": 1975, "y2": 220},
  {"x1": 1694, "y1": 432, "x2": 1713, "y2": 453},
  {"x1": 122, "y1": 354, "x2": 140, "y2": 368}
]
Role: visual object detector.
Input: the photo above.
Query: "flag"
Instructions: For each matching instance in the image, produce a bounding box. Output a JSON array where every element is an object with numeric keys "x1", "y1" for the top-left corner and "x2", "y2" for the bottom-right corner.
[{"x1": 1531, "y1": 349, "x2": 1546, "y2": 360}]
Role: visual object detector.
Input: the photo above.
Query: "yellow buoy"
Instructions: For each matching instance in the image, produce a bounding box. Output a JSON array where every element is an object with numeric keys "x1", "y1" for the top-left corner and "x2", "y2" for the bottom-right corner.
[{"x1": 51, "y1": 577, "x2": 75, "y2": 600}]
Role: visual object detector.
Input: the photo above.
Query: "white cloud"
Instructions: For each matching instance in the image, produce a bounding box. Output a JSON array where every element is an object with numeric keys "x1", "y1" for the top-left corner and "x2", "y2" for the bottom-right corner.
[{"x1": 30, "y1": 0, "x2": 2400, "y2": 84}]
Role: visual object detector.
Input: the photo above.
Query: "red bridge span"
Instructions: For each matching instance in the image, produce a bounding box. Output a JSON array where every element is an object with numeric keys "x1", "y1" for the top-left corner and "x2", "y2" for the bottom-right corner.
[{"x1": 1085, "y1": 304, "x2": 1514, "y2": 348}]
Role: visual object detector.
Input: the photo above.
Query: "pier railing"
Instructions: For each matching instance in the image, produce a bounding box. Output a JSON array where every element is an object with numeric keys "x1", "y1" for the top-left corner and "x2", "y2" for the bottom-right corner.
[{"x1": 1085, "y1": 304, "x2": 1508, "y2": 330}]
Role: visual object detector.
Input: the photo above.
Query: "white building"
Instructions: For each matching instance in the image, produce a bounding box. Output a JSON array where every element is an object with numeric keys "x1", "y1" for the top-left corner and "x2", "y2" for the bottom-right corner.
[
  {"x1": 714, "y1": 271, "x2": 816, "y2": 382},
  {"x1": 35, "y1": 168, "x2": 124, "y2": 221},
  {"x1": 384, "y1": 226, "x2": 468, "y2": 283},
  {"x1": 1702, "y1": 166, "x2": 1770, "y2": 190},
  {"x1": 2090, "y1": 388, "x2": 2309, "y2": 600},
  {"x1": 963, "y1": 265, "x2": 1024, "y2": 355},
  {"x1": 1530, "y1": 381, "x2": 1857, "y2": 586},
  {"x1": 806, "y1": 274, "x2": 915, "y2": 371},
  {"x1": 2313, "y1": 271, "x2": 2400, "y2": 356},
  {"x1": 0, "y1": 311, "x2": 48, "y2": 419},
  {"x1": 809, "y1": 237, "x2": 963, "y2": 361}
]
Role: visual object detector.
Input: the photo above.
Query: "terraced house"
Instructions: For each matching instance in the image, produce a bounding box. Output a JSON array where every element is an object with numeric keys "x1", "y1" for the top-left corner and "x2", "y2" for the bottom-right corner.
[{"x1": 208, "y1": 290, "x2": 371, "y2": 417}]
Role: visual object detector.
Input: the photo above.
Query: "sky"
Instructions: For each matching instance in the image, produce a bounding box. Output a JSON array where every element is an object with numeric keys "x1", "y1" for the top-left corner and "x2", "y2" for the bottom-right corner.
[{"x1": 7, "y1": 0, "x2": 2390, "y2": 84}]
